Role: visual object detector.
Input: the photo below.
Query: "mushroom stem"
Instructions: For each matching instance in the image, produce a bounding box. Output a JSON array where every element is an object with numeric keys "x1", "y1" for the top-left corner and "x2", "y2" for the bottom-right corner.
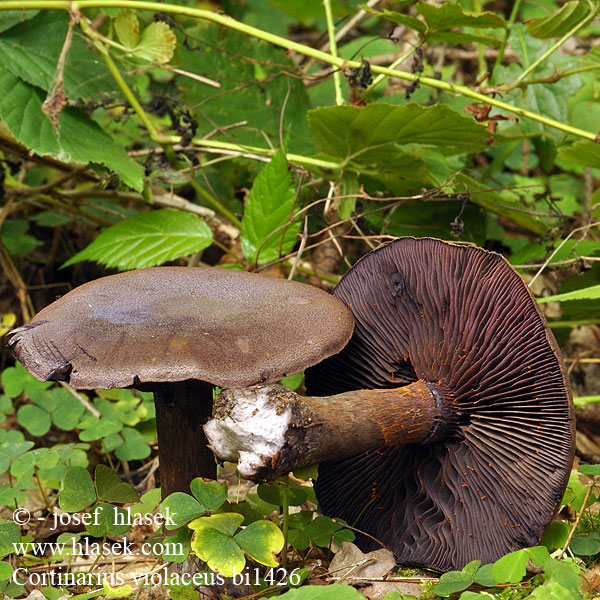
[
  {"x1": 204, "y1": 382, "x2": 450, "y2": 482},
  {"x1": 153, "y1": 380, "x2": 215, "y2": 496}
]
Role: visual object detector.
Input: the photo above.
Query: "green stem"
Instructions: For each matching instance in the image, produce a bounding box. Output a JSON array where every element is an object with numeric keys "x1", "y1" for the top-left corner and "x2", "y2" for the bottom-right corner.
[
  {"x1": 491, "y1": 0, "x2": 522, "y2": 83},
  {"x1": 472, "y1": 0, "x2": 486, "y2": 80},
  {"x1": 323, "y1": 0, "x2": 344, "y2": 105},
  {"x1": 189, "y1": 178, "x2": 242, "y2": 228},
  {"x1": 509, "y1": 0, "x2": 598, "y2": 88},
  {"x1": 4, "y1": 0, "x2": 598, "y2": 141},
  {"x1": 512, "y1": 63, "x2": 600, "y2": 88},
  {"x1": 280, "y1": 480, "x2": 290, "y2": 571},
  {"x1": 79, "y1": 20, "x2": 167, "y2": 143},
  {"x1": 194, "y1": 138, "x2": 345, "y2": 171},
  {"x1": 368, "y1": 44, "x2": 418, "y2": 92}
]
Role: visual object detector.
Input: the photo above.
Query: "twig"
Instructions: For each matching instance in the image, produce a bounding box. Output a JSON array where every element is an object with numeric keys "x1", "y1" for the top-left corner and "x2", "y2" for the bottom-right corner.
[
  {"x1": 558, "y1": 483, "x2": 593, "y2": 560},
  {"x1": 59, "y1": 382, "x2": 101, "y2": 418}
]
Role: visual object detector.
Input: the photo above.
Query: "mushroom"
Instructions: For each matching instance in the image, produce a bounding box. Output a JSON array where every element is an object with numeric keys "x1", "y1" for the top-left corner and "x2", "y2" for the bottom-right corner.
[
  {"x1": 204, "y1": 238, "x2": 575, "y2": 570},
  {"x1": 8, "y1": 267, "x2": 354, "y2": 498}
]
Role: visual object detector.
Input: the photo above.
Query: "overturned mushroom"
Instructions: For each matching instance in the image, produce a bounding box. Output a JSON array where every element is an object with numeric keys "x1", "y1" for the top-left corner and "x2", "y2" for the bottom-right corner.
[
  {"x1": 205, "y1": 238, "x2": 575, "y2": 570},
  {"x1": 8, "y1": 267, "x2": 354, "y2": 498}
]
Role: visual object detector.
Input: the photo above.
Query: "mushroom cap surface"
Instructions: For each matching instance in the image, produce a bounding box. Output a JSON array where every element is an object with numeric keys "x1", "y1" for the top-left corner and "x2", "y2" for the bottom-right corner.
[
  {"x1": 305, "y1": 237, "x2": 574, "y2": 571},
  {"x1": 10, "y1": 267, "x2": 354, "y2": 389}
]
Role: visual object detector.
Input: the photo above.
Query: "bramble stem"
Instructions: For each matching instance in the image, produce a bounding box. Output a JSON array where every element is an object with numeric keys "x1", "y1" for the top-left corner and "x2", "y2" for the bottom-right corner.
[
  {"x1": 490, "y1": 0, "x2": 522, "y2": 83},
  {"x1": 508, "y1": 0, "x2": 598, "y2": 89},
  {"x1": 323, "y1": 0, "x2": 344, "y2": 106},
  {"x1": 2, "y1": 0, "x2": 598, "y2": 142}
]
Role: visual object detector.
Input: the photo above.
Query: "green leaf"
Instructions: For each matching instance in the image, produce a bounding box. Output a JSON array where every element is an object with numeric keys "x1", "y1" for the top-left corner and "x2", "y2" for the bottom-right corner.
[
  {"x1": 241, "y1": 150, "x2": 299, "y2": 264},
  {"x1": 63, "y1": 210, "x2": 213, "y2": 270},
  {"x1": 472, "y1": 563, "x2": 496, "y2": 587},
  {"x1": 0, "y1": 11, "x2": 119, "y2": 100},
  {"x1": 569, "y1": 535, "x2": 600, "y2": 555},
  {"x1": 162, "y1": 492, "x2": 206, "y2": 530},
  {"x1": 558, "y1": 141, "x2": 600, "y2": 169},
  {"x1": 85, "y1": 503, "x2": 132, "y2": 537},
  {"x1": 190, "y1": 479, "x2": 227, "y2": 512},
  {"x1": 538, "y1": 284, "x2": 600, "y2": 303},
  {"x1": 0, "y1": 522, "x2": 21, "y2": 559},
  {"x1": 432, "y1": 569, "x2": 474, "y2": 597},
  {"x1": 0, "y1": 364, "x2": 31, "y2": 398},
  {"x1": 114, "y1": 10, "x2": 140, "y2": 49},
  {"x1": 189, "y1": 514, "x2": 246, "y2": 577},
  {"x1": 130, "y1": 21, "x2": 176, "y2": 64},
  {"x1": 491, "y1": 549, "x2": 529, "y2": 584},
  {"x1": 188, "y1": 513, "x2": 244, "y2": 537},
  {"x1": 541, "y1": 520, "x2": 571, "y2": 550},
  {"x1": 114, "y1": 428, "x2": 151, "y2": 461},
  {"x1": 526, "y1": 546, "x2": 551, "y2": 567},
  {"x1": 257, "y1": 482, "x2": 308, "y2": 507},
  {"x1": 268, "y1": 0, "x2": 361, "y2": 23},
  {"x1": 0, "y1": 220, "x2": 42, "y2": 256},
  {"x1": 234, "y1": 520, "x2": 284, "y2": 567},
  {"x1": 179, "y1": 25, "x2": 312, "y2": 153},
  {"x1": 579, "y1": 464, "x2": 600, "y2": 475},
  {"x1": 308, "y1": 104, "x2": 490, "y2": 161},
  {"x1": 416, "y1": 1, "x2": 506, "y2": 29},
  {"x1": 0, "y1": 69, "x2": 144, "y2": 191},
  {"x1": 276, "y1": 584, "x2": 364, "y2": 599},
  {"x1": 526, "y1": 1, "x2": 591, "y2": 39},
  {"x1": 543, "y1": 558, "x2": 582, "y2": 596},
  {"x1": 365, "y1": 8, "x2": 426, "y2": 33},
  {"x1": 95, "y1": 465, "x2": 138, "y2": 504},
  {"x1": 16, "y1": 404, "x2": 51, "y2": 437},
  {"x1": 78, "y1": 414, "x2": 123, "y2": 441},
  {"x1": 0, "y1": 561, "x2": 14, "y2": 582},
  {"x1": 59, "y1": 466, "x2": 96, "y2": 512}
]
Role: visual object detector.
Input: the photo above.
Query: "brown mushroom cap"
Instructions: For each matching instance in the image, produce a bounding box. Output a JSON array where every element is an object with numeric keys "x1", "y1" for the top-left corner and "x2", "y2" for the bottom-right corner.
[
  {"x1": 9, "y1": 267, "x2": 354, "y2": 389},
  {"x1": 305, "y1": 237, "x2": 574, "y2": 571}
]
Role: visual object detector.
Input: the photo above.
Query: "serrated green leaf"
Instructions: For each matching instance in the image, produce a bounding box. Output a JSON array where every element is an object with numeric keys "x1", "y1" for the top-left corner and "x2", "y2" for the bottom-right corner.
[
  {"x1": 235, "y1": 520, "x2": 284, "y2": 567},
  {"x1": 558, "y1": 141, "x2": 600, "y2": 169},
  {"x1": 308, "y1": 104, "x2": 489, "y2": 160},
  {"x1": 59, "y1": 466, "x2": 96, "y2": 512},
  {"x1": 365, "y1": 8, "x2": 426, "y2": 33},
  {"x1": 538, "y1": 283, "x2": 600, "y2": 303},
  {"x1": 269, "y1": 0, "x2": 362, "y2": 23},
  {"x1": 0, "y1": 69, "x2": 144, "y2": 191},
  {"x1": 95, "y1": 465, "x2": 138, "y2": 504},
  {"x1": 491, "y1": 549, "x2": 528, "y2": 584},
  {"x1": 526, "y1": 1, "x2": 591, "y2": 39},
  {"x1": 63, "y1": 209, "x2": 213, "y2": 270},
  {"x1": 416, "y1": 1, "x2": 506, "y2": 29},
  {"x1": 0, "y1": 11, "x2": 119, "y2": 100},
  {"x1": 131, "y1": 21, "x2": 176, "y2": 64},
  {"x1": 241, "y1": 150, "x2": 299, "y2": 264},
  {"x1": 179, "y1": 25, "x2": 312, "y2": 152},
  {"x1": 114, "y1": 10, "x2": 140, "y2": 49}
]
